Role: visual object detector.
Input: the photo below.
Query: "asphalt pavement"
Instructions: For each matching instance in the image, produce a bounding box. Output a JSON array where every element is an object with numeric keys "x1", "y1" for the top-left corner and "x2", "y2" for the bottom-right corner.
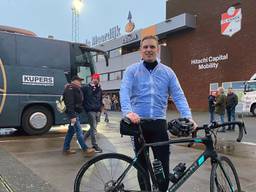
[{"x1": 0, "y1": 110, "x2": 255, "y2": 192}]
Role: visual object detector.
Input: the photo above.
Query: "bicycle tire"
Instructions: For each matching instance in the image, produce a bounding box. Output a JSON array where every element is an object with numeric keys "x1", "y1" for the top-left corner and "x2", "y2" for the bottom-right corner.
[
  {"x1": 210, "y1": 155, "x2": 241, "y2": 192},
  {"x1": 74, "y1": 153, "x2": 151, "y2": 192}
]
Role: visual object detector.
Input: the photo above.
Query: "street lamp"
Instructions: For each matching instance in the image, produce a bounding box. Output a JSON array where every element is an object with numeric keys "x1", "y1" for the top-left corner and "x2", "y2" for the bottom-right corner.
[{"x1": 72, "y1": 0, "x2": 84, "y2": 42}]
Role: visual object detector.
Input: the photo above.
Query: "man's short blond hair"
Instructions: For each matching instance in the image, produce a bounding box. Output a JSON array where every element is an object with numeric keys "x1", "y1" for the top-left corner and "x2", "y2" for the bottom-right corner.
[{"x1": 140, "y1": 35, "x2": 159, "y2": 47}]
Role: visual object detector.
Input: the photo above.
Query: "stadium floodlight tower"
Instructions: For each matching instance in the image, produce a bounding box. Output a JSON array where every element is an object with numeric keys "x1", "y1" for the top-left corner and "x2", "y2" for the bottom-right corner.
[{"x1": 72, "y1": 0, "x2": 83, "y2": 42}]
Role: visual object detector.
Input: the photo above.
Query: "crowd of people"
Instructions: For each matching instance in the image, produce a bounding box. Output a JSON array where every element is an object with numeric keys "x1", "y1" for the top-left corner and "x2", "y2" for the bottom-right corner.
[{"x1": 208, "y1": 87, "x2": 238, "y2": 132}]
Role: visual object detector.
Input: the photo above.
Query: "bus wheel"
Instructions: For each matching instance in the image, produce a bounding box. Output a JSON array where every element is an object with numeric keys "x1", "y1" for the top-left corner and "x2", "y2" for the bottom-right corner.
[
  {"x1": 22, "y1": 106, "x2": 53, "y2": 135},
  {"x1": 251, "y1": 105, "x2": 256, "y2": 116}
]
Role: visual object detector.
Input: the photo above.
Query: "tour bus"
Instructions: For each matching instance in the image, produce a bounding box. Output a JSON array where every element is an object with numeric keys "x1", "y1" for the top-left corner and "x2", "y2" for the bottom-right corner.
[{"x1": 0, "y1": 26, "x2": 108, "y2": 135}]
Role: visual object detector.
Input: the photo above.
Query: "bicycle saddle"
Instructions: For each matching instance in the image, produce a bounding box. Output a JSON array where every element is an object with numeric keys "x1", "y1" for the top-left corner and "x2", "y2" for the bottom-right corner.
[{"x1": 168, "y1": 118, "x2": 193, "y2": 137}]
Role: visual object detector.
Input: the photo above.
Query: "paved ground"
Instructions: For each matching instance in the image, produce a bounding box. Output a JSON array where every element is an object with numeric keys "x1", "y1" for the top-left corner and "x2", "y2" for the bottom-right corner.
[{"x1": 0, "y1": 111, "x2": 255, "y2": 192}]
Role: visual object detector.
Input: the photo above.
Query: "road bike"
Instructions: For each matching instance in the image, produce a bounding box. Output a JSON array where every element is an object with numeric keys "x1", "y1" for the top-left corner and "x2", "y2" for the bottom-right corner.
[{"x1": 74, "y1": 119, "x2": 246, "y2": 192}]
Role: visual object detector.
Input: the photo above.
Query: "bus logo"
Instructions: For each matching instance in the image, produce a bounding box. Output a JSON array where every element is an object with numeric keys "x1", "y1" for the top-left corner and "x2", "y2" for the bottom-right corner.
[{"x1": 22, "y1": 75, "x2": 54, "y2": 86}]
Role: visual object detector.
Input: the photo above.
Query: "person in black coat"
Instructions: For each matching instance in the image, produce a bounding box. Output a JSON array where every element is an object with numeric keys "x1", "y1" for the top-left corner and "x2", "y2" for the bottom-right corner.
[
  {"x1": 208, "y1": 91, "x2": 216, "y2": 123},
  {"x1": 81, "y1": 73, "x2": 103, "y2": 153},
  {"x1": 62, "y1": 76, "x2": 95, "y2": 156},
  {"x1": 226, "y1": 87, "x2": 238, "y2": 130}
]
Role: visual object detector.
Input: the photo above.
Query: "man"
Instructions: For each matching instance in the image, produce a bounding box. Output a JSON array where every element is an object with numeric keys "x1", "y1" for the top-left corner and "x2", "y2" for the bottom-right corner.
[
  {"x1": 208, "y1": 91, "x2": 216, "y2": 122},
  {"x1": 215, "y1": 87, "x2": 227, "y2": 132},
  {"x1": 226, "y1": 87, "x2": 238, "y2": 131},
  {"x1": 102, "y1": 93, "x2": 111, "y2": 122},
  {"x1": 82, "y1": 73, "x2": 103, "y2": 153},
  {"x1": 120, "y1": 35, "x2": 197, "y2": 192},
  {"x1": 62, "y1": 75, "x2": 95, "y2": 157}
]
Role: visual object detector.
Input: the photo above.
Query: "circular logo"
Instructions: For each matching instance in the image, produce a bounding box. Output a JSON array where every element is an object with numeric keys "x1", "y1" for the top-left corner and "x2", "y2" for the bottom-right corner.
[
  {"x1": 125, "y1": 22, "x2": 135, "y2": 33},
  {"x1": 0, "y1": 59, "x2": 7, "y2": 114}
]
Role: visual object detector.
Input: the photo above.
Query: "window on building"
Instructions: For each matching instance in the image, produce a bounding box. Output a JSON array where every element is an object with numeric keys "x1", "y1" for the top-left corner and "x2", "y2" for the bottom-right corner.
[
  {"x1": 122, "y1": 42, "x2": 140, "y2": 55},
  {"x1": 109, "y1": 71, "x2": 122, "y2": 81},
  {"x1": 100, "y1": 73, "x2": 108, "y2": 82},
  {"x1": 231, "y1": 81, "x2": 245, "y2": 90},
  {"x1": 222, "y1": 82, "x2": 232, "y2": 89},
  {"x1": 109, "y1": 48, "x2": 122, "y2": 58},
  {"x1": 210, "y1": 83, "x2": 218, "y2": 91}
]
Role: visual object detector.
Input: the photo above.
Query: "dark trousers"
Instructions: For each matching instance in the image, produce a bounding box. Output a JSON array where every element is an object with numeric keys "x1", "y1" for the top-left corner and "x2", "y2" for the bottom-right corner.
[
  {"x1": 227, "y1": 108, "x2": 236, "y2": 129},
  {"x1": 133, "y1": 119, "x2": 170, "y2": 192}
]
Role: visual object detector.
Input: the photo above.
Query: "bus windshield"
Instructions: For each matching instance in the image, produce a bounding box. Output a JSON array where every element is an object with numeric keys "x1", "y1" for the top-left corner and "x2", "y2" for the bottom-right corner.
[{"x1": 244, "y1": 81, "x2": 256, "y2": 92}]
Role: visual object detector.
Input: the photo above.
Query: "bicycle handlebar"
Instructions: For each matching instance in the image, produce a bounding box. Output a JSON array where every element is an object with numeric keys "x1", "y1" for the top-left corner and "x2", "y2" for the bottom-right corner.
[{"x1": 195, "y1": 121, "x2": 247, "y2": 142}]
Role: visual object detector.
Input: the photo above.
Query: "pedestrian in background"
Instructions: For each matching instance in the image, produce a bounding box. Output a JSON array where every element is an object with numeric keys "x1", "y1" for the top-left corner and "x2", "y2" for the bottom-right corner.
[
  {"x1": 215, "y1": 87, "x2": 227, "y2": 132},
  {"x1": 82, "y1": 73, "x2": 103, "y2": 153},
  {"x1": 102, "y1": 93, "x2": 111, "y2": 122},
  {"x1": 226, "y1": 87, "x2": 238, "y2": 131},
  {"x1": 62, "y1": 76, "x2": 95, "y2": 156},
  {"x1": 208, "y1": 91, "x2": 216, "y2": 122}
]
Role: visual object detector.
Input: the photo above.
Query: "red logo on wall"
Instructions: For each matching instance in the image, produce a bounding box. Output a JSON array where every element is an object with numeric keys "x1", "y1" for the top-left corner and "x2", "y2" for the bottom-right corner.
[{"x1": 221, "y1": 7, "x2": 242, "y2": 37}]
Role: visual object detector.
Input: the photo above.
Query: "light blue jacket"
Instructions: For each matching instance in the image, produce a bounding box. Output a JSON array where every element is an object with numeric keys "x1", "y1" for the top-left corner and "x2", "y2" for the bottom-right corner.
[{"x1": 120, "y1": 60, "x2": 192, "y2": 119}]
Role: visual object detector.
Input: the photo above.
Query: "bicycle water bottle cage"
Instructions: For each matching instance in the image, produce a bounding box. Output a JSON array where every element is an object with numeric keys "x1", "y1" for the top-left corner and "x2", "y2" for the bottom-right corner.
[
  {"x1": 168, "y1": 118, "x2": 193, "y2": 137},
  {"x1": 120, "y1": 117, "x2": 140, "y2": 136}
]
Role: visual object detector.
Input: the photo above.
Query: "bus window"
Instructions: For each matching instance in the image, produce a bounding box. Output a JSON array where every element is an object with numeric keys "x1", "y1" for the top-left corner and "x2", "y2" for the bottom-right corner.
[{"x1": 77, "y1": 66, "x2": 91, "y2": 84}]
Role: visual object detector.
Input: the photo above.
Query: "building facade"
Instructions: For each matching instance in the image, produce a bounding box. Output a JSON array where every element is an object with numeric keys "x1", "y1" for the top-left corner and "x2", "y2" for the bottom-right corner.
[
  {"x1": 165, "y1": 0, "x2": 256, "y2": 110},
  {"x1": 90, "y1": 0, "x2": 255, "y2": 111}
]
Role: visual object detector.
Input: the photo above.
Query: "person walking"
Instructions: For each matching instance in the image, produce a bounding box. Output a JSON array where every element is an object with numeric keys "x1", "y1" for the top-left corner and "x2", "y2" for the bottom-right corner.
[
  {"x1": 120, "y1": 35, "x2": 197, "y2": 192},
  {"x1": 215, "y1": 87, "x2": 227, "y2": 132},
  {"x1": 62, "y1": 76, "x2": 95, "y2": 156},
  {"x1": 102, "y1": 93, "x2": 111, "y2": 122},
  {"x1": 82, "y1": 73, "x2": 103, "y2": 153},
  {"x1": 208, "y1": 91, "x2": 216, "y2": 122},
  {"x1": 226, "y1": 87, "x2": 238, "y2": 131}
]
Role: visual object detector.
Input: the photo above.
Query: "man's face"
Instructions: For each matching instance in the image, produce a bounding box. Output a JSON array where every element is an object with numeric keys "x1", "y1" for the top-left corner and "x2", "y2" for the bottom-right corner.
[
  {"x1": 140, "y1": 38, "x2": 159, "y2": 62},
  {"x1": 73, "y1": 80, "x2": 82, "y2": 87},
  {"x1": 92, "y1": 78, "x2": 99, "y2": 85}
]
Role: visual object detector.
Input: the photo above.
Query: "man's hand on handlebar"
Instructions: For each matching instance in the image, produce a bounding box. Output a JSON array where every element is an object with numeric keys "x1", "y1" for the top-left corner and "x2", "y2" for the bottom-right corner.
[
  {"x1": 126, "y1": 112, "x2": 140, "y2": 124},
  {"x1": 188, "y1": 118, "x2": 198, "y2": 130}
]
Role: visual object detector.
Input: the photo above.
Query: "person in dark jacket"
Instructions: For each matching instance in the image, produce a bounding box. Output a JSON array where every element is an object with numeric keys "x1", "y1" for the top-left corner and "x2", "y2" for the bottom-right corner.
[
  {"x1": 82, "y1": 73, "x2": 103, "y2": 153},
  {"x1": 215, "y1": 87, "x2": 227, "y2": 132},
  {"x1": 208, "y1": 91, "x2": 216, "y2": 122},
  {"x1": 63, "y1": 76, "x2": 95, "y2": 156},
  {"x1": 226, "y1": 87, "x2": 238, "y2": 131}
]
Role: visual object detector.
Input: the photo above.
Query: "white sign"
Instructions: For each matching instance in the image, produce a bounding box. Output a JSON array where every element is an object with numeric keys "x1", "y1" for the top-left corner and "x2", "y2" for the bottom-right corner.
[
  {"x1": 221, "y1": 7, "x2": 242, "y2": 37},
  {"x1": 22, "y1": 75, "x2": 54, "y2": 86},
  {"x1": 191, "y1": 53, "x2": 228, "y2": 70}
]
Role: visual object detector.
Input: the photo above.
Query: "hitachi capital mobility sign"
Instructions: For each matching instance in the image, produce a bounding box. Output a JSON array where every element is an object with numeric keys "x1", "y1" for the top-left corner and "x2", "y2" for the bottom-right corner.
[
  {"x1": 221, "y1": 7, "x2": 242, "y2": 37},
  {"x1": 191, "y1": 53, "x2": 228, "y2": 70}
]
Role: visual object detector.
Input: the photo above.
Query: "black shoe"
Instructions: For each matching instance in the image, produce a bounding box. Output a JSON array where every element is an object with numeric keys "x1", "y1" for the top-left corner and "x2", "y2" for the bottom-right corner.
[{"x1": 93, "y1": 145, "x2": 103, "y2": 153}]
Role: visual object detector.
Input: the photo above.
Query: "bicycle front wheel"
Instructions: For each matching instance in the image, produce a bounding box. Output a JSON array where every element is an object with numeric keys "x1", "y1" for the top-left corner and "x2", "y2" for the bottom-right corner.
[
  {"x1": 74, "y1": 153, "x2": 151, "y2": 192},
  {"x1": 210, "y1": 156, "x2": 241, "y2": 192}
]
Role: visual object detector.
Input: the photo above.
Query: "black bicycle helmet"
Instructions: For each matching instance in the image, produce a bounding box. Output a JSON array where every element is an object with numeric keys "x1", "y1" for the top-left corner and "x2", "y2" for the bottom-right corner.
[{"x1": 168, "y1": 118, "x2": 193, "y2": 137}]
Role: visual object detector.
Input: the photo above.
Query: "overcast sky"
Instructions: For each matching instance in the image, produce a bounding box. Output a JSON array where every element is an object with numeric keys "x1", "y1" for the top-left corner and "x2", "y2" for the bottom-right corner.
[{"x1": 0, "y1": 0, "x2": 166, "y2": 43}]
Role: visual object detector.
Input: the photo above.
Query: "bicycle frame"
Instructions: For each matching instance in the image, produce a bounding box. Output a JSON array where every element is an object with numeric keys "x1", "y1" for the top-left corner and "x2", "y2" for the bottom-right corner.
[{"x1": 115, "y1": 122, "x2": 242, "y2": 192}]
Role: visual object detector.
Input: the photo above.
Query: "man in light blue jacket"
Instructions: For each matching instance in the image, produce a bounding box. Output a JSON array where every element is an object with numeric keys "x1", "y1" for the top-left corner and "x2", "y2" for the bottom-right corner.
[{"x1": 120, "y1": 35, "x2": 197, "y2": 191}]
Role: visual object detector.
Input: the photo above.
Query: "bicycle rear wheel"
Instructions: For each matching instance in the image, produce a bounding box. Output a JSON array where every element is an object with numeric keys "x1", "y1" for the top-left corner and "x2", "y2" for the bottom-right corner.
[
  {"x1": 210, "y1": 155, "x2": 241, "y2": 192},
  {"x1": 74, "y1": 153, "x2": 151, "y2": 192}
]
